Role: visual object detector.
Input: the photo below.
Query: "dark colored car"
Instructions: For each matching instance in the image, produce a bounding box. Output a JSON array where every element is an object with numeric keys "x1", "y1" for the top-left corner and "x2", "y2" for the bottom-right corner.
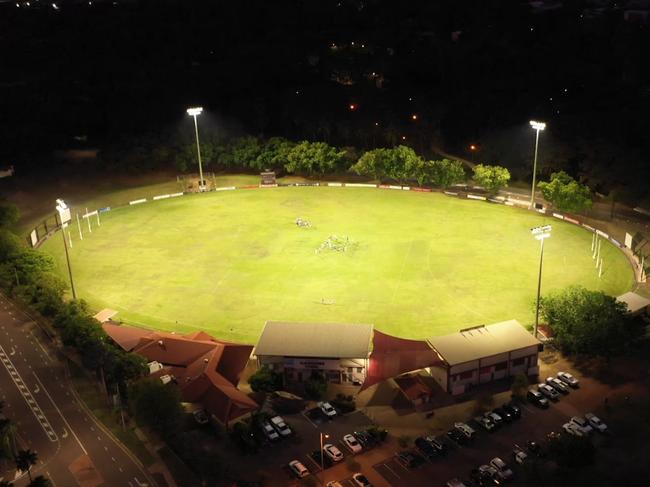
[
  {"x1": 527, "y1": 390, "x2": 550, "y2": 409},
  {"x1": 526, "y1": 440, "x2": 545, "y2": 457},
  {"x1": 425, "y1": 436, "x2": 448, "y2": 454},
  {"x1": 394, "y1": 451, "x2": 421, "y2": 468},
  {"x1": 447, "y1": 428, "x2": 469, "y2": 446},
  {"x1": 492, "y1": 407, "x2": 513, "y2": 423},
  {"x1": 502, "y1": 403, "x2": 521, "y2": 419},
  {"x1": 470, "y1": 467, "x2": 499, "y2": 487},
  {"x1": 353, "y1": 430, "x2": 376, "y2": 448},
  {"x1": 414, "y1": 437, "x2": 437, "y2": 458}
]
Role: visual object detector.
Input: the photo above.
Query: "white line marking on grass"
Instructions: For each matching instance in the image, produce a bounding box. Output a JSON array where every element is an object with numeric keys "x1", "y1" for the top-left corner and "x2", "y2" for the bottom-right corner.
[{"x1": 388, "y1": 239, "x2": 415, "y2": 306}]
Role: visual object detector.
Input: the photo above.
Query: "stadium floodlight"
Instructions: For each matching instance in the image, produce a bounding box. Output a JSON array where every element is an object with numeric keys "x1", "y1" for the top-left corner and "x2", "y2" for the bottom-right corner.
[
  {"x1": 186, "y1": 106, "x2": 206, "y2": 192},
  {"x1": 529, "y1": 120, "x2": 546, "y2": 209},
  {"x1": 56, "y1": 199, "x2": 76, "y2": 300},
  {"x1": 531, "y1": 225, "x2": 551, "y2": 337}
]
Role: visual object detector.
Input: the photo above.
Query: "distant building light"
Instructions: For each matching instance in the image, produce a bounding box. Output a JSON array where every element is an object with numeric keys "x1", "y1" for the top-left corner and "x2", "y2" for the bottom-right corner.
[
  {"x1": 411, "y1": 114, "x2": 418, "y2": 120},
  {"x1": 349, "y1": 103, "x2": 357, "y2": 111}
]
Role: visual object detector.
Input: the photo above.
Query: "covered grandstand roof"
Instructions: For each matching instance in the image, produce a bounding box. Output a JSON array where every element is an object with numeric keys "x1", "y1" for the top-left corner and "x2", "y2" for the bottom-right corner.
[
  {"x1": 361, "y1": 330, "x2": 443, "y2": 391},
  {"x1": 427, "y1": 319, "x2": 540, "y2": 366},
  {"x1": 255, "y1": 321, "x2": 374, "y2": 359},
  {"x1": 102, "y1": 323, "x2": 257, "y2": 424},
  {"x1": 616, "y1": 292, "x2": 650, "y2": 315}
]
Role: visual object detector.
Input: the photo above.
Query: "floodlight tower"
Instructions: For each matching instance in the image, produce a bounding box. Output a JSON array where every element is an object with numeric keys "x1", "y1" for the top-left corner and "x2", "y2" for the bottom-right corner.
[
  {"x1": 186, "y1": 106, "x2": 206, "y2": 192},
  {"x1": 529, "y1": 120, "x2": 546, "y2": 209},
  {"x1": 56, "y1": 199, "x2": 77, "y2": 299},
  {"x1": 531, "y1": 225, "x2": 551, "y2": 338}
]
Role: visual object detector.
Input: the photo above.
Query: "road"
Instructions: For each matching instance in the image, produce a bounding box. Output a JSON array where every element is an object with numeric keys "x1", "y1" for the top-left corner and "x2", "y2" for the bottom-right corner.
[{"x1": 0, "y1": 293, "x2": 155, "y2": 487}]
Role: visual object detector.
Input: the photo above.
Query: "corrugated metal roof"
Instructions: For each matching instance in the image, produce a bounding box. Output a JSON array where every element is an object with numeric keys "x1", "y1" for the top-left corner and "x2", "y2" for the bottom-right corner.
[
  {"x1": 427, "y1": 320, "x2": 540, "y2": 366},
  {"x1": 255, "y1": 321, "x2": 374, "y2": 359}
]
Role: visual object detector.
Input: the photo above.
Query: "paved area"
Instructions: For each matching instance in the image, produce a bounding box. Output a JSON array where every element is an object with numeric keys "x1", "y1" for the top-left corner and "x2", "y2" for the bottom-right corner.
[{"x1": 0, "y1": 294, "x2": 156, "y2": 487}]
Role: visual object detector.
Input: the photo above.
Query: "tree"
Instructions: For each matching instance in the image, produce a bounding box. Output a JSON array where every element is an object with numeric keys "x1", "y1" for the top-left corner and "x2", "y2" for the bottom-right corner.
[
  {"x1": 417, "y1": 159, "x2": 466, "y2": 187},
  {"x1": 254, "y1": 137, "x2": 294, "y2": 171},
  {"x1": 0, "y1": 203, "x2": 19, "y2": 229},
  {"x1": 538, "y1": 171, "x2": 592, "y2": 213},
  {"x1": 128, "y1": 378, "x2": 183, "y2": 438},
  {"x1": 351, "y1": 148, "x2": 387, "y2": 180},
  {"x1": 472, "y1": 164, "x2": 510, "y2": 194},
  {"x1": 511, "y1": 373, "x2": 529, "y2": 400},
  {"x1": 248, "y1": 366, "x2": 283, "y2": 393},
  {"x1": 15, "y1": 449, "x2": 38, "y2": 482},
  {"x1": 304, "y1": 372, "x2": 327, "y2": 400},
  {"x1": 27, "y1": 477, "x2": 50, "y2": 487},
  {"x1": 0, "y1": 401, "x2": 14, "y2": 461},
  {"x1": 285, "y1": 141, "x2": 345, "y2": 175},
  {"x1": 540, "y1": 285, "x2": 641, "y2": 357}
]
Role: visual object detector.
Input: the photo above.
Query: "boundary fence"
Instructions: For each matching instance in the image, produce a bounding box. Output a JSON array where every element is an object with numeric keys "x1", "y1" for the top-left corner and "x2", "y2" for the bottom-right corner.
[{"x1": 26, "y1": 180, "x2": 647, "y2": 285}]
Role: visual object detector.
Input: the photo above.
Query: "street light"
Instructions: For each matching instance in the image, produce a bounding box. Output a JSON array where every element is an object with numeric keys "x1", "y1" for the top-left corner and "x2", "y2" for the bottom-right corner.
[
  {"x1": 319, "y1": 432, "x2": 329, "y2": 485},
  {"x1": 529, "y1": 120, "x2": 546, "y2": 209},
  {"x1": 531, "y1": 225, "x2": 551, "y2": 338},
  {"x1": 55, "y1": 199, "x2": 76, "y2": 300},
  {"x1": 186, "y1": 106, "x2": 205, "y2": 192}
]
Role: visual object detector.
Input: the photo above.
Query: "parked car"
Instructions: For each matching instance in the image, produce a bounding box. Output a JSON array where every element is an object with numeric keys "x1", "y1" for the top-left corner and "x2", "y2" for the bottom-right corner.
[
  {"x1": 527, "y1": 390, "x2": 549, "y2": 408},
  {"x1": 562, "y1": 422, "x2": 585, "y2": 437},
  {"x1": 395, "y1": 451, "x2": 420, "y2": 468},
  {"x1": 288, "y1": 460, "x2": 309, "y2": 478},
  {"x1": 546, "y1": 377, "x2": 570, "y2": 394},
  {"x1": 343, "y1": 434, "x2": 362, "y2": 453},
  {"x1": 570, "y1": 416, "x2": 594, "y2": 435},
  {"x1": 354, "y1": 430, "x2": 376, "y2": 448},
  {"x1": 447, "y1": 428, "x2": 469, "y2": 445},
  {"x1": 323, "y1": 443, "x2": 344, "y2": 462},
  {"x1": 446, "y1": 479, "x2": 467, "y2": 487},
  {"x1": 454, "y1": 422, "x2": 476, "y2": 439},
  {"x1": 585, "y1": 413, "x2": 608, "y2": 433},
  {"x1": 318, "y1": 401, "x2": 337, "y2": 418},
  {"x1": 192, "y1": 409, "x2": 209, "y2": 425},
  {"x1": 490, "y1": 457, "x2": 514, "y2": 481},
  {"x1": 326, "y1": 482, "x2": 343, "y2": 487},
  {"x1": 474, "y1": 415, "x2": 496, "y2": 432},
  {"x1": 513, "y1": 445, "x2": 528, "y2": 464},
  {"x1": 414, "y1": 436, "x2": 437, "y2": 458},
  {"x1": 270, "y1": 416, "x2": 292, "y2": 437},
  {"x1": 538, "y1": 383, "x2": 560, "y2": 401},
  {"x1": 557, "y1": 371, "x2": 580, "y2": 388},
  {"x1": 493, "y1": 406, "x2": 513, "y2": 423},
  {"x1": 351, "y1": 473, "x2": 373, "y2": 487},
  {"x1": 526, "y1": 440, "x2": 544, "y2": 457},
  {"x1": 503, "y1": 402, "x2": 521, "y2": 419},
  {"x1": 425, "y1": 435, "x2": 448, "y2": 454},
  {"x1": 260, "y1": 420, "x2": 280, "y2": 441},
  {"x1": 470, "y1": 465, "x2": 499, "y2": 486},
  {"x1": 486, "y1": 411, "x2": 504, "y2": 426}
]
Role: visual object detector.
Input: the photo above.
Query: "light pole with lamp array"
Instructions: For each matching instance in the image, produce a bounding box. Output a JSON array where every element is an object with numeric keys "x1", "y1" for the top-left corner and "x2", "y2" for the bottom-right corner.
[
  {"x1": 55, "y1": 199, "x2": 76, "y2": 300},
  {"x1": 531, "y1": 225, "x2": 551, "y2": 338},
  {"x1": 529, "y1": 120, "x2": 546, "y2": 209},
  {"x1": 186, "y1": 106, "x2": 206, "y2": 192}
]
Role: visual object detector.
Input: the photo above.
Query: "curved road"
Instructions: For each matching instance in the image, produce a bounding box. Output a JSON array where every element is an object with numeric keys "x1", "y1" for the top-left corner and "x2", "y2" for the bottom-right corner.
[{"x1": 0, "y1": 294, "x2": 156, "y2": 487}]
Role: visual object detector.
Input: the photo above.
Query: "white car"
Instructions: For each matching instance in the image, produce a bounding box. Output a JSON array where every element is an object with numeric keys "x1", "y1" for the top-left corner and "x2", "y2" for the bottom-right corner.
[
  {"x1": 351, "y1": 473, "x2": 373, "y2": 486},
  {"x1": 446, "y1": 479, "x2": 467, "y2": 487},
  {"x1": 260, "y1": 420, "x2": 279, "y2": 441},
  {"x1": 486, "y1": 411, "x2": 503, "y2": 426},
  {"x1": 288, "y1": 460, "x2": 309, "y2": 478},
  {"x1": 474, "y1": 415, "x2": 495, "y2": 432},
  {"x1": 538, "y1": 383, "x2": 560, "y2": 401},
  {"x1": 490, "y1": 457, "x2": 513, "y2": 481},
  {"x1": 570, "y1": 416, "x2": 594, "y2": 435},
  {"x1": 454, "y1": 422, "x2": 476, "y2": 439},
  {"x1": 585, "y1": 413, "x2": 608, "y2": 433},
  {"x1": 270, "y1": 415, "x2": 292, "y2": 437},
  {"x1": 327, "y1": 482, "x2": 344, "y2": 487},
  {"x1": 323, "y1": 443, "x2": 344, "y2": 462},
  {"x1": 318, "y1": 401, "x2": 337, "y2": 418},
  {"x1": 557, "y1": 371, "x2": 580, "y2": 388},
  {"x1": 513, "y1": 445, "x2": 528, "y2": 464},
  {"x1": 343, "y1": 434, "x2": 362, "y2": 453},
  {"x1": 562, "y1": 422, "x2": 585, "y2": 437},
  {"x1": 546, "y1": 377, "x2": 569, "y2": 394}
]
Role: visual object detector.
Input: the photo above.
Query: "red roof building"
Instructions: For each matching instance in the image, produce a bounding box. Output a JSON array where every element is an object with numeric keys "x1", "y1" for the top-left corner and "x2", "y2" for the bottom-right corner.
[{"x1": 102, "y1": 323, "x2": 257, "y2": 425}]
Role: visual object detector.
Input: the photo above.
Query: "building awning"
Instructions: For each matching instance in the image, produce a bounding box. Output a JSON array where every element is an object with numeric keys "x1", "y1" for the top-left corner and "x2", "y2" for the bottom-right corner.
[{"x1": 617, "y1": 292, "x2": 650, "y2": 314}]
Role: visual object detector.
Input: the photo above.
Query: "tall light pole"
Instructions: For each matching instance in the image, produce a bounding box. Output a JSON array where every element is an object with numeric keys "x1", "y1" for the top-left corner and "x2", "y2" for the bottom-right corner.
[
  {"x1": 529, "y1": 120, "x2": 546, "y2": 209},
  {"x1": 319, "y1": 432, "x2": 329, "y2": 485},
  {"x1": 56, "y1": 199, "x2": 76, "y2": 300},
  {"x1": 531, "y1": 225, "x2": 551, "y2": 338},
  {"x1": 186, "y1": 106, "x2": 205, "y2": 192}
]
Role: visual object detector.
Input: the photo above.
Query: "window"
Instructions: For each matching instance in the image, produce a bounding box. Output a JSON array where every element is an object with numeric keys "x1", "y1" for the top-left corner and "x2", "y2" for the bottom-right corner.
[
  {"x1": 356, "y1": 367, "x2": 363, "y2": 373},
  {"x1": 459, "y1": 370, "x2": 473, "y2": 380},
  {"x1": 347, "y1": 367, "x2": 353, "y2": 373},
  {"x1": 495, "y1": 362, "x2": 508, "y2": 371},
  {"x1": 479, "y1": 366, "x2": 491, "y2": 375},
  {"x1": 511, "y1": 357, "x2": 525, "y2": 366}
]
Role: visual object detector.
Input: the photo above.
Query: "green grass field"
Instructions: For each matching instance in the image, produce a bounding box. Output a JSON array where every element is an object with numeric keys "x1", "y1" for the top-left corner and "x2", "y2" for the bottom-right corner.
[{"x1": 40, "y1": 186, "x2": 635, "y2": 343}]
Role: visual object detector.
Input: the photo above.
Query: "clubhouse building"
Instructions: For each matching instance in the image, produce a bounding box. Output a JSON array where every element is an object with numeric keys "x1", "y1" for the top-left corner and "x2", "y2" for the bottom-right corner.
[{"x1": 254, "y1": 319, "x2": 542, "y2": 396}]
